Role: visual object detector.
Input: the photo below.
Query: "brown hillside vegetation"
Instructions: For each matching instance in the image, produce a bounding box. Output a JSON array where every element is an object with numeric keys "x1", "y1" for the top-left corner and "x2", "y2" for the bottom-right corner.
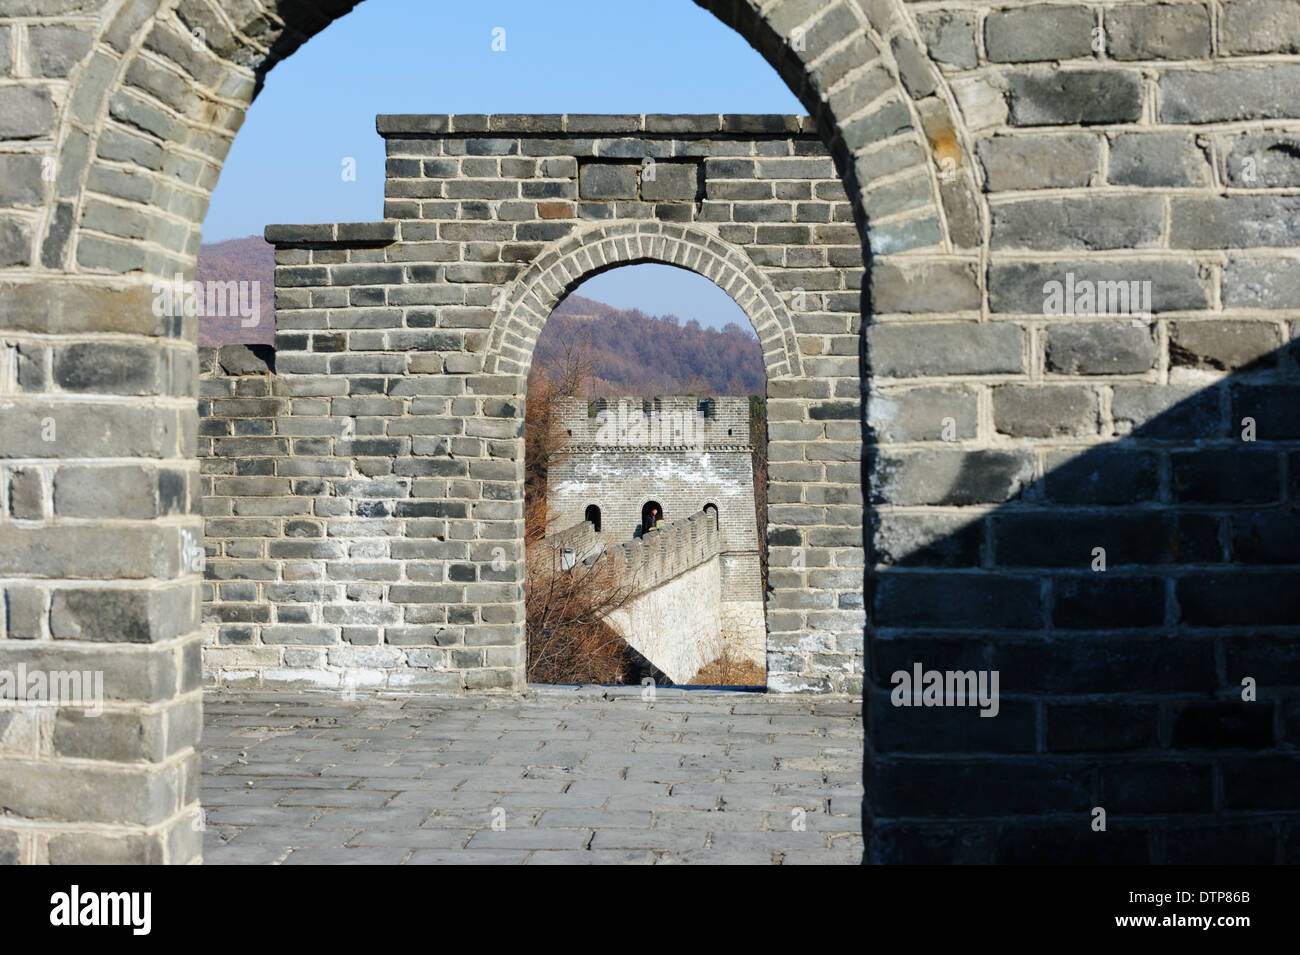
[
  {"x1": 537, "y1": 294, "x2": 765, "y2": 396},
  {"x1": 195, "y1": 235, "x2": 275, "y2": 347}
]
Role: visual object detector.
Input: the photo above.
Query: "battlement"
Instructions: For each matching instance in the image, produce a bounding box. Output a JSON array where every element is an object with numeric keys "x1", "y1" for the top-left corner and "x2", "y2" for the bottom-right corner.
[
  {"x1": 375, "y1": 113, "x2": 816, "y2": 137},
  {"x1": 610, "y1": 511, "x2": 719, "y2": 593},
  {"x1": 538, "y1": 519, "x2": 601, "y2": 561},
  {"x1": 553, "y1": 396, "x2": 751, "y2": 450}
]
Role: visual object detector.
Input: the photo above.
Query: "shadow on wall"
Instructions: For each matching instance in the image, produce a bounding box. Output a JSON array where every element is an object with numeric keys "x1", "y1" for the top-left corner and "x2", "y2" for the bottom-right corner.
[{"x1": 861, "y1": 341, "x2": 1300, "y2": 864}]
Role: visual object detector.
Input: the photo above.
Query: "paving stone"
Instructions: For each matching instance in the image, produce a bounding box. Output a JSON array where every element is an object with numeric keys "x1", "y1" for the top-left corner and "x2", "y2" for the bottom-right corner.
[
  {"x1": 407, "y1": 849, "x2": 530, "y2": 864},
  {"x1": 525, "y1": 849, "x2": 654, "y2": 864},
  {"x1": 466, "y1": 828, "x2": 592, "y2": 850},
  {"x1": 282, "y1": 847, "x2": 410, "y2": 864},
  {"x1": 589, "y1": 828, "x2": 707, "y2": 850},
  {"x1": 346, "y1": 829, "x2": 469, "y2": 848},
  {"x1": 198, "y1": 690, "x2": 862, "y2": 863}
]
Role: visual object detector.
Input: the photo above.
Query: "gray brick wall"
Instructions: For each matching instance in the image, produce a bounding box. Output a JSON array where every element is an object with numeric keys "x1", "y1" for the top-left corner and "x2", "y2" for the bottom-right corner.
[
  {"x1": 546, "y1": 395, "x2": 764, "y2": 607},
  {"x1": 0, "y1": 0, "x2": 1297, "y2": 865},
  {"x1": 208, "y1": 117, "x2": 863, "y2": 696}
]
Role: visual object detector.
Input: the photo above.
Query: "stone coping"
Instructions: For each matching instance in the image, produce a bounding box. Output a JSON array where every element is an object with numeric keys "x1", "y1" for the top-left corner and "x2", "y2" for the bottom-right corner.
[
  {"x1": 264, "y1": 221, "x2": 397, "y2": 247},
  {"x1": 375, "y1": 113, "x2": 816, "y2": 136}
]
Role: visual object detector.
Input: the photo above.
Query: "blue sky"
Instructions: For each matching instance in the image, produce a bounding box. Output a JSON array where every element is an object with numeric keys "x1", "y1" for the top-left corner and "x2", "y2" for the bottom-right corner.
[{"x1": 204, "y1": 0, "x2": 803, "y2": 331}]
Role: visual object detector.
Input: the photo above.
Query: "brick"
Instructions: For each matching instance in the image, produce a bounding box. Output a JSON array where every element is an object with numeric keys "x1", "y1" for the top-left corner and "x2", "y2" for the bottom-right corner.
[
  {"x1": 1170, "y1": 702, "x2": 1273, "y2": 749},
  {"x1": 1102, "y1": 763, "x2": 1212, "y2": 813},
  {"x1": 0, "y1": 154, "x2": 43, "y2": 206},
  {"x1": 869, "y1": 693, "x2": 1036, "y2": 754},
  {"x1": 1111, "y1": 384, "x2": 1223, "y2": 439},
  {"x1": 989, "y1": 260, "x2": 1210, "y2": 314},
  {"x1": 8, "y1": 467, "x2": 44, "y2": 519},
  {"x1": 1045, "y1": 323, "x2": 1157, "y2": 375},
  {"x1": 1232, "y1": 512, "x2": 1300, "y2": 563},
  {"x1": 578, "y1": 164, "x2": 637, "y2": 199},
  {"x1": 917, "y1": 11, "x2": 978, "y2": 69},
  {"x1": 870, "y1": 757, "x2": 1089, "y2": 816},
  {"x1": 976, "y1": 133, "x2": 1099, "y2": 191},
  {"x1": 994, "y1": 824, "x2": 1151, "y2": 865},
  {"x1": 867, "y1": 322, "x2": 1023, "y2": 376},
  {"x1": 871, "y1": 512, "x2": 982, "y2": 567},
  {"x1": 1042, "y1": 448, "x2": 1161, "y2": 505},
  {"x1": 54, "y1": 465, "x2": 185, "y2": 518},
  {"x1": 993, "y1": 512, "x2": 1176, "y2": 567},
  {"x1": 1169, "y1": 320, "x2": 1279, "y2": 371},
  {"x1": 1051, "y1": 576, "x2": 1164, "y2": 628},
  {"x1": 1006, "y1": 70, "x2": 1143, "y2": 126},
  {"x1": 870, "y1": 260, "x2": 980, "y2": 313},
  {"x1": 991, "y1": 196, "x2": 1163, "y2": 251},
  {"x1": 1106, "y1": 3, "x2": 1212, "y2": 60},
  {"x1": 1171, "y1": 449, "x2": 1280, "y2": 504},
  {"x1": 0, "y1": 216, "x2": 31, "y2": 266},
  {"x1": 1220, "y1": 0, "x2": 1300, "y2": 54},
  {"x1": 1223, "y1": 133, "x2": 1300, "y2": 188},
  {"x1": 1169, "y1": 197, "x2": 1300, "y2": 248},
  {"x1": 868, "y1": 386, "x2": 978, "y2": 442},
  {"x1": 1046, "y1": 702, "x2": 1159, "y2": 753},
  {"x1": 1160, "y1": 65, "x2": 1300, "y2": 123},
  {"x1": 27, "y1": 25, "x2": 94, "y2": 77},
  {"x1": 872, "y1": 449, "x2": 1034, "y2": 506},
  {"x1": 993, "y1": 385, "x2": 1096, "y2": 438},
  {"x1": 639, "y1": 163, "x2": 697, "y2": 201},
  {"x1": 875, "y1": 574, "x2": 1042, "y2": 629},
  {"x1": 991, "y1": 634, "x2": 1216, "y2": 692},
  {"x1": 1177, "y1": 573, "x2": 1300, "y2": 625},
  {"x1": 1108, "y1": 132, "x2": 1211, "y2": 187},
  {"x1": 3, "y1": 585, "x2": 43, "y2": 640},
  {"x1": 984, "y1": 6, "x2": 1095, "y2": 62},
  {"x1": 0, "y1": 86, "x2": 55, "y2": 139}
]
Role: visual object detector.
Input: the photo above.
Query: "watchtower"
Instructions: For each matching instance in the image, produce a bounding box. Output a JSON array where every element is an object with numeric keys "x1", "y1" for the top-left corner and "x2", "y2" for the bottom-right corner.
[{"x1": 546, "y1": 396, "x2": 766, "y2": 663}]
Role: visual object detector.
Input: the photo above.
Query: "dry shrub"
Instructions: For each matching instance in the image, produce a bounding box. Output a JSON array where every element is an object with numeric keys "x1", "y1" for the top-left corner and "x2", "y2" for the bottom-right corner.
[
  {"x1": 525, "y1": 334, "x2": 593, "y2": 523},
  {"x1": 525, "y1": 541, "x2": 638, "y2": 684},
  {"x1": 687, "y1": 645, "x2": 767, "y2": 687},
  {"x1": 524, "y1": 338, "x2": 641, "y2": 683}
]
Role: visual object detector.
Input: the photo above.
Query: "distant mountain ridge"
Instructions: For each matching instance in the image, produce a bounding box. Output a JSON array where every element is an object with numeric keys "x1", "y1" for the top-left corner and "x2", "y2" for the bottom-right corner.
[
  {"x1": 196, "y1": 235, "x2": 764, "y2": 395},
  {"x1": 195, "y1": 235, "x2": 275, "y2": 347}
]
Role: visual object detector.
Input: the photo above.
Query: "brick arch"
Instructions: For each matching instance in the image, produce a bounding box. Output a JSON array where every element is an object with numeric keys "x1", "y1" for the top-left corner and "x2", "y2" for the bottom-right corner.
[
  {"x1": 0, "y1": 0, "x2": 954, "y2": 865},
  {"x1": 483, "y1": 221, "x2": 805, "y2": 379},
  {"x1": 34, "y1": 0, "x2": 970, "y2": 278}
]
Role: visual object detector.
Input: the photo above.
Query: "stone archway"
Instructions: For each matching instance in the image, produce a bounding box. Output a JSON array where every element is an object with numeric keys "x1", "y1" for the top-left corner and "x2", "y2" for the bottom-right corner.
[
  {"x1": 497, "y1": 222, "x2": 819, "y2": 689},
  {"x1": 486, "y1": 221, "x2": 805, "y2": 380},
  {"x1": 212, "y1": 115, "x2": 868, "y2": 700},
  {"x1": 4, "y1": 0, "x2": 1295, "y2": 869},
  {"x1": 8, "y1": 0, "x2": 920, "y2": 865}
]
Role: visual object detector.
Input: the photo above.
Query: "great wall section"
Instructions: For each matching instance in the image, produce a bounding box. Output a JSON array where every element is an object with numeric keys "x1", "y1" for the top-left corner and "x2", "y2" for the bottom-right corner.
[{"x1": 0, "y1": 0, "x2": 1297, "y2": 867}]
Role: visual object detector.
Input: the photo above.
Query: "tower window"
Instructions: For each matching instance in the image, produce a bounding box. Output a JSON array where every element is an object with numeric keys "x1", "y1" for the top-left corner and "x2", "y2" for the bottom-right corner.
[
  {"x1": 584, "y1": 504, "x2": 602, "y2": 533},
  {"x1": 641, "y1": 500, "x2": 664, "y2": 536}
]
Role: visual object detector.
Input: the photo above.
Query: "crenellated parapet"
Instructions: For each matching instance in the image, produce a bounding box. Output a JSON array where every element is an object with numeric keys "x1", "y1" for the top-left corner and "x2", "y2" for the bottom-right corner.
[{"x1": 609, "y1": 511, "x2": 720, "y2": 593}]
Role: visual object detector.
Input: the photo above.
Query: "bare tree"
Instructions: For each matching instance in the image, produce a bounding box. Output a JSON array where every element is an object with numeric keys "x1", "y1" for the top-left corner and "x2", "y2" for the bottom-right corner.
[
  {"x1": 524, "y1": 335, "x2": 642, "y2": 683},
  {"x1": 524, "y1": 533, "x2": 640, "y2": 684},
  {"x1": 525, "y1": 334, "x2": 594, "y2": 538}
]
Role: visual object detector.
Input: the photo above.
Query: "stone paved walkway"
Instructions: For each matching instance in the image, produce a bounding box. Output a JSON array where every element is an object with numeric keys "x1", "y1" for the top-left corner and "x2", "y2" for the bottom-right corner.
[{"x1": 201, "y1": 687, "x2": 863, "y2": 864}]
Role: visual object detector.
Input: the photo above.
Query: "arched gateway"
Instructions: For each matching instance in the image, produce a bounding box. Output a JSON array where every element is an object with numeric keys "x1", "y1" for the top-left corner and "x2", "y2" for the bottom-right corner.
[
  {"x1": 4, "y1": 0, "x2": 1296, "y2": 867},
  {"x1": 200, "y1": 114, "x2": 866, "y2": 698}
]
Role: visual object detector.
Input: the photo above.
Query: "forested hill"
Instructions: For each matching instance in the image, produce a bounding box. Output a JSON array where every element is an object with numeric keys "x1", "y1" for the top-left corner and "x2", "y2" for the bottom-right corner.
[{"x1": 536, "y1": 294, "x2": 764, "y2": 396}]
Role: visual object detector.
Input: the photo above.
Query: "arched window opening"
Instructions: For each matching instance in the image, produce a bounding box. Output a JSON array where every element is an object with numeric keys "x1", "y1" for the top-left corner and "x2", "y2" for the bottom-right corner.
[
  {"x1": 523, "y1": 262, "x2": 768, "y2": 687},
  {"x1": 641, "y1": 500, "x2": 665, "y2": 535},
  {"x1": 703, "y1": 502, "x2": 719, "y2": 529}
]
